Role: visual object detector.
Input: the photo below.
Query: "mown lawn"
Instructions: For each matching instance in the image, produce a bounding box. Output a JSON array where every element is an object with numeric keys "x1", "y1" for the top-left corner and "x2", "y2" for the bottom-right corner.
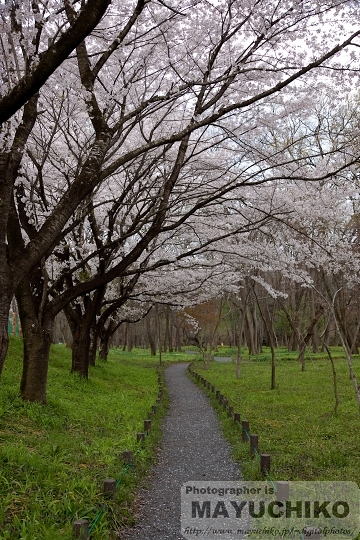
[
  {"x1": 189, "y1": 346, "x2": 360, "y2": 484},
  {"x1": 0, "y1": 338, "x2": 188, "y2": 539}
]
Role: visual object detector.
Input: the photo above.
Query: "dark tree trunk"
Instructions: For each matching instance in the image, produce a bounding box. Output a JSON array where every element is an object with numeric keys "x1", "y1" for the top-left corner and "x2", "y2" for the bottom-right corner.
[
  {"x1": 245, "y1": 307, "x2": 256, "y2": 356},
  {"x1": 16, "y1": 277, "x2": 53, "y2": 403},
  {"x1": 127, "y1": 323, "x2": 134, "y2": 351},
  {"x1": 71, "y1": 321, "x2": 91, "y2": 378},
  {"x1": 0, "y1": 198, "x2": 12, "y2": 372},
  {"x1": 146, "y1": 315, "x2": 156, "y2": 356},
  {"x1": 122, "y1": 323, "x2": 128, "y2": 351},
  {"x1": 88, "y1": 326, "x2": 98, "y2": 366},
  {"x1": 20, "y1": 322, "x2": 52, "y2": 403},
  {"x1": 99, "y1": 332, "x2": 111, "y2": 361},
  {"x1": 0, "y1": 282, "x2": 12, "y2": 375},
  {"x1": 297, "y1": 306, "x2": 323, "y2": 371},
  {"x1": 65, "y1": 287, "x2": 105, "y2": 377},
  {"x1": 164, "y1": 306, "x2": 170, "y2": 353},
  {"x1": 175, "y1": 321, "x2": 181, "y2": 352},
  {"x1": 0, "y1": 97, "x2": 38, "y2": 373},
  {"x1": 168, "y1": 321, "x2": 174, "y2": 352}
]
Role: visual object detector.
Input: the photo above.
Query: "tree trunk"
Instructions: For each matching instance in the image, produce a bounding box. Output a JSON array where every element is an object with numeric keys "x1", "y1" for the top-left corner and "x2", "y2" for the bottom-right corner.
[
  {"x1": 71, "y1": 320, "x2": 92, "y2": 378},
  {"x1": 311, "y1": 289, "x2": 320, "y2": 353},
  {"x1": 16, "y1": 277, "x2": 53, "y2": 403},
  {"x1": 127, "y1": 323, "x2": 134, "y2": 351},
  {"x1": 322, "y1": 340, "x2": 339, "y2": 416},
  {"x1": 168, "y1": 314, "x2": 174, "y2": 352},
  {"x1": 175, "y1": 321, "x2": 181, "y2": 352},
  {"x1": 99, "y1": 332, "x2": 111, "y2": 361},
  {"x1": 146, "y1": 315, "x2": 156, "y2": 356},
  {"x1": 236, "y1": 314, "x2": 244, "y2": 379},
  {"x1": 164, "y1": 306, "x2": 170, "y2": 353},
  {"x1": 0, "y1": 285, "x2": 12, "y2": 375},
  {"x1": 252, "y1": 288, "x2": 276, "y2": 390},
  {"x1": 122, "y1": 323, "x2": 128, "y2": 351},
  {"x1": 88, "y1": 326, "x2": 98, "y2": 366},
  {"x1": 297, "y1": 307, "x2": 323, "y2": 371},
  {"x1": 0, "y1": 97, "x2": 38, "y2": 374},
  {"x1": 20, "y1": 322, "x2": 52, "y2": 403},
  {"x1": 245, "y1": 307, "x2": 256, "y2": 356},
  {"x1": 321, "y1": 318, "x2": 331, "y2": 352}
]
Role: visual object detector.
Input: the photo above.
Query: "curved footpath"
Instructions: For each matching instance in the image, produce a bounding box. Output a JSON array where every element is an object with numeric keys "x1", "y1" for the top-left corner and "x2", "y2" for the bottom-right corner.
[{"x1": 120, "y1": 363, "x2": 241, "y2": 540}]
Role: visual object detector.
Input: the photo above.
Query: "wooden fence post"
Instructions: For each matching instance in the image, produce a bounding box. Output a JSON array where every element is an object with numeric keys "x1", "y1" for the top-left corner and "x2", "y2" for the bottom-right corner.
[
  {"x1": 121, "y1": 450, "x2": 134, "y2": 464},
  {"x1": 73, "y1": 519, "x2": 89, "y2": 539},
  {"x1": 249, "y1": 434, "x2": 258, "y2": 457},
  {"x1": 275, "y1": 481, "x2": 289, "y2": 501},
  {"x1": 241, "y1": 420, "x2": 249, "y2": 442},
  {"x1": 103, "y1": 478, "x2": 116, "y2": 500},
  {"x1": 260, "y1": 454, "x2": 270, "y2": 476}
]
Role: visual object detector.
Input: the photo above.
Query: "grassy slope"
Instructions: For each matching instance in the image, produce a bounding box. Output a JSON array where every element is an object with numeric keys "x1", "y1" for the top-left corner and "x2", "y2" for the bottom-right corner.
[
  {"x1": 189, "y1": 346, "x2": 360, "y2": 484},
  {"x1": 0, "y1": 338, "x2": 187, "y2": 540}
]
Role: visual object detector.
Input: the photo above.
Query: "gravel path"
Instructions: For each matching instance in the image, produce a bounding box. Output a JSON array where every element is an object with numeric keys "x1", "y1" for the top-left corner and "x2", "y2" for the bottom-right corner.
[{"x1": 120, "y1": 363, "x2": 240, "y2": 539}]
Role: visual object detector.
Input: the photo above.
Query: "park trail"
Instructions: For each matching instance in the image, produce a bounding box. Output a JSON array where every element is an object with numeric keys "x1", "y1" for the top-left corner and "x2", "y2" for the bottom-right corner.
[{"x1": 120, "y1": 363, "x2": 240, "y2": 540}]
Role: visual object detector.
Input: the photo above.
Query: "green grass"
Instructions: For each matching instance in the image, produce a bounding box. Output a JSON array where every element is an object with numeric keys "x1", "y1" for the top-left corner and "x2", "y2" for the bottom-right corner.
[
  {"x1": 0, "y1": 338, "x2": 189, "y2": 539},
  {"x1": 189, "y1": 346, "x2": 360, "y2": 484},
  {"x1": 4, "y1": 340, "x2": 360, "y2": 538}
]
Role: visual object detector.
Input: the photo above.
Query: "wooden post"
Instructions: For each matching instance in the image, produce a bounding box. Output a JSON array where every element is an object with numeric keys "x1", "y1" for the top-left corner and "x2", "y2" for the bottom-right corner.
[
  {"x1": 260, "y1": 454, "x2": 270, "y2": 476},
  {"x1": 216, "y1": 390, "x2": 220, "y2": 399},
  {"x1": 211, "y1": 385, "x2": 215, "y2": 392},
  {"x1": 228, "y1": 406, "x2": 234, "y2": 418},
  {"x1": 152, "y1": 405, "x2": 157, "y2": 414},
  {"x1": 144, "y1": 419, "x2": 151, "y2": 433},
  {"x1": 103, "y1": 478, "x2": 116, "y2": 500},
  {"x1": 121, "y1": 450, "x2": 134, "y2": 464},
  {"x1": 241, "y1": 420, "x2": 249, "y2": 442},
  {"x1": 234, "y1": 412, "x2": 241, "y2": 424},
  {"x1": 137, "y1": 432, "x2": 145, "y2": 443},
  {"x1": 249, "y1": 434, "x2": 258, "y2": 458},
  {"x1": 223, "y1": 398, "x2": 228, "y2": 410},
  {"x1": 73, "y1": 519, "x2": 89, "y2": 539},
  {"x1": 276, "y1": 481, "x2": 289, "y2": 501}
]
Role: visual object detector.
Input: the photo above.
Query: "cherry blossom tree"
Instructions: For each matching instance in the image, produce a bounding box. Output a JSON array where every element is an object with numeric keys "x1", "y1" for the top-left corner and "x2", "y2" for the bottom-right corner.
[{"x1": 2, "y1": 0, "x2": 360, "y2": 402}]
